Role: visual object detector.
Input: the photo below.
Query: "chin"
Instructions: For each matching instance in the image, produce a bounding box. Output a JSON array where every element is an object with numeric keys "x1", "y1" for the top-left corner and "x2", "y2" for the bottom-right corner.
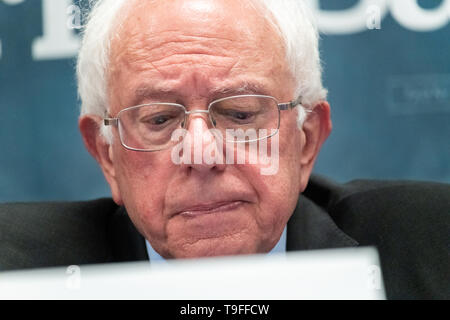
[{"x1": 169, "y1": 236, "x2": 261, "y2": 259}]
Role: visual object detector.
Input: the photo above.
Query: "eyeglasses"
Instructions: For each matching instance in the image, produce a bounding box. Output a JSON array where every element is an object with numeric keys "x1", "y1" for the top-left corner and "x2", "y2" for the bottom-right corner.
[{"x1": 104, "y1": 94, "x2": 308, "y2": 152}]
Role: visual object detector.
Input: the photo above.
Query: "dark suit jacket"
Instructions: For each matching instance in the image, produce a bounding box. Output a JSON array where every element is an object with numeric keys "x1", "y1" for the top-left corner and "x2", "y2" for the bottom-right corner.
[{"x1": 1, "y1": 175, "x2": 449, "y2": 299}]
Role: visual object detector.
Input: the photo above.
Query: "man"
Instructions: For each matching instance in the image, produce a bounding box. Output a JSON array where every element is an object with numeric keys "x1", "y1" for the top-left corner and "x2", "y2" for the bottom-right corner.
[
  {"x1": 0, "y1": 0, "x2": 448, "y2": 299},
  {"x1": 78, "y1": 0, "x2": 331, "y2": 260}
]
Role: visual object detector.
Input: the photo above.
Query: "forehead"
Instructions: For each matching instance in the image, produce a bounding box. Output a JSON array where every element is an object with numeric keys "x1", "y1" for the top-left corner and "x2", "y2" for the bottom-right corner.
[
  {"x1": 108, "y1": 0, "x2": 292, "y2": 107},
  {"x1": 114, "y1": 0, "x2": 279, "y2": 45}
]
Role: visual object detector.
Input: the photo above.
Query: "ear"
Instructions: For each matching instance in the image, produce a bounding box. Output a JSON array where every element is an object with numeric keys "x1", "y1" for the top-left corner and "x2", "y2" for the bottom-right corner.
[
  {"x1": 79, "y1": 115, "x2": 123, "y2": 205},
  {"x1": 298, "y1": 101, "x2": 332, "y2": 191}
]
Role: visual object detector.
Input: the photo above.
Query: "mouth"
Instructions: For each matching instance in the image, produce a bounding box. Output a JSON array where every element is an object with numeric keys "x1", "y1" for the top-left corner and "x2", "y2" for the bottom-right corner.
[{"x1": 176, "y1": 200, "x2": 246, "y2": 218}]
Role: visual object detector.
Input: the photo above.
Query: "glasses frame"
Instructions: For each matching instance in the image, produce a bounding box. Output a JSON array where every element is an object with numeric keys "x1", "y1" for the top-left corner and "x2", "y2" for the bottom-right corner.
[{"x1": 104, "y1": 94, "x2": 308, "y2": 152}]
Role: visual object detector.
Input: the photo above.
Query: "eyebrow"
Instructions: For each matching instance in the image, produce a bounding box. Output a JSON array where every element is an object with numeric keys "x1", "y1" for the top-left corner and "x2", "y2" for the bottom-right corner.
[
  {"x1": 132, "y1": 81, "x2": 268, "y2": 106},
  {"x1": 134, "y1": 86, "x2": 175, "y2": 103},
  {"x1": 210, "y1": 82, "x2": 267, "y2": 96}
]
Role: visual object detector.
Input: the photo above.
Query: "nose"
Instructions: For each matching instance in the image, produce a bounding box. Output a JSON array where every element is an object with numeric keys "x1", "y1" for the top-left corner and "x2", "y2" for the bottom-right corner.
[{"x1": 182, "y1": 112, "x2": 225, "y2": 173}]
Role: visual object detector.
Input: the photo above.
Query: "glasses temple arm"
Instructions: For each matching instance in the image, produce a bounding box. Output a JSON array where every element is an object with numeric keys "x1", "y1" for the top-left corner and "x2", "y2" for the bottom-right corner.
[
  {"x1": 104, "y1": 118, "x2": 118, "y2": 126},
  {"x1": 278, "y1": 96, "x2": 303, "y2": 111}
]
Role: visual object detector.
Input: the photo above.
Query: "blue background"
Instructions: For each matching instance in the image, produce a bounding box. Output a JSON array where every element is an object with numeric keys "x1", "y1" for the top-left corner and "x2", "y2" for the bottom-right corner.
[{"x1": 1, "y1": 0, "x2": 449, "y2": 202}]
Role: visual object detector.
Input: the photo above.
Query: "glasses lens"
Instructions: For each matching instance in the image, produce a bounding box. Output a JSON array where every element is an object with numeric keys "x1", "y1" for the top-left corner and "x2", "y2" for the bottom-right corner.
[
  {"x1": 118, "y1": 104, "x2": 185, "y2": 151},
  {"x1": 209, "y1": 96, "x2": 279, "y2": 142}
]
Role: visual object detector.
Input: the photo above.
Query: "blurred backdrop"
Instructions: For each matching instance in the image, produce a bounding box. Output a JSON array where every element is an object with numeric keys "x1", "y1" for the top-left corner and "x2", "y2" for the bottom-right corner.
[{"x1": 1, "y1": 0, "x2": 449, "y2": 202}]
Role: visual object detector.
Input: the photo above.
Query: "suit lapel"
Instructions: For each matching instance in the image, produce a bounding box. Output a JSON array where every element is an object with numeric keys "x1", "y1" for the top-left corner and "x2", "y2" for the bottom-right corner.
[
  {"x1": 287, "y1": 194, "x2": 358, "y2": 251},
  {"x1": 107, "y1": 206, "x2": 149, "y2": 262}
]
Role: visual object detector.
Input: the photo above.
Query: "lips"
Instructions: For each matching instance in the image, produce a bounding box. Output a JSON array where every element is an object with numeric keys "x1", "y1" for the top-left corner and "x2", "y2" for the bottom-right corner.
[{"x1": 176, "y1": 200, "x2": 245, "y2": 218}]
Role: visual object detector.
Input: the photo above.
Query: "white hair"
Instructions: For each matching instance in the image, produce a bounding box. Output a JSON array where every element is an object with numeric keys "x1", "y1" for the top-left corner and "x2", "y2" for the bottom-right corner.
[{"x1": 76, "y1": 0, "x2": 327, "y2": 141}]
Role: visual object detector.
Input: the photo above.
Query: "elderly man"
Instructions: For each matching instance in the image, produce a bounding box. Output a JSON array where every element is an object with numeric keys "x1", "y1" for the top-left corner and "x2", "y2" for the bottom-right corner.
[
  {"x1": 0, "y1": 0, "x2": 448, "y2": 300},
  {"x1": 78, "y1": 0, "x2": 331, "y2": 260}
]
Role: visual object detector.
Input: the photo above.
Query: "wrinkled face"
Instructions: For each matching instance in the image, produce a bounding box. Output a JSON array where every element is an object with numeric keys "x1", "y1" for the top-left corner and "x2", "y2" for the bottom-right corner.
[{"x1": 104, "y1": 0, "x2": 313, "y2": 258}]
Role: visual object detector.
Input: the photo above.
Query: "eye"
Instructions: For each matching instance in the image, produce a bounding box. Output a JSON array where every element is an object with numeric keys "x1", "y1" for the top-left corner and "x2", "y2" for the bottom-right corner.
[
  {"x1": 225, "y1": 110, "x2": 256, "y2": 123},
  {"x1": 140, "y1": 112, "x2": 179, "y2": 129},
  {"x1": 231, "y1": 111, "x2": 251, "y2": 120},
  {"x1": 150, "y1": 115, "x2": 172, "y2": 125}
]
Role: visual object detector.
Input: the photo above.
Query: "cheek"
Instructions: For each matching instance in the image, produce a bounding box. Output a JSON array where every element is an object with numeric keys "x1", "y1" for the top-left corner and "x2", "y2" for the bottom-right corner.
[
  {"x1": 113, "y1": 147, "x2": 174, "y2": 238},
  {"x1": 236, "y1": 127, "x2": 303, "y2": 234},
  {"x1": 264, "y1": 125, "x2": 303, "y2": 217}
]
